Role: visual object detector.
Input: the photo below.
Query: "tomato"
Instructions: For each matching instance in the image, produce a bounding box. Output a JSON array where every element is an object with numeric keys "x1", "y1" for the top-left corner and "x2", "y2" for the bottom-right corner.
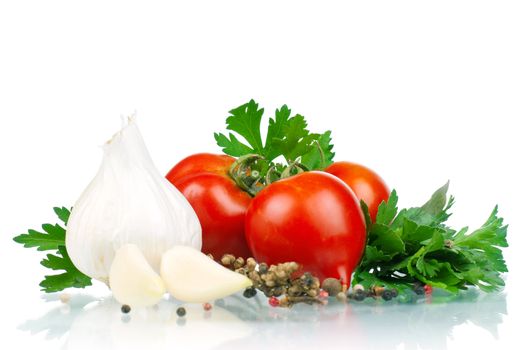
[
  {"x1": 325, "y1": 162, "x2": 390, "y2": 222},
  {"x1": 245, "y1": 171, "x2": 366, "y2": 288},
  {"x1": 166, "y1": 153, "x2": 235, "y2": 181},
  {"x1": 166, "y1": 153, "x2": 253, "y2": 259}
]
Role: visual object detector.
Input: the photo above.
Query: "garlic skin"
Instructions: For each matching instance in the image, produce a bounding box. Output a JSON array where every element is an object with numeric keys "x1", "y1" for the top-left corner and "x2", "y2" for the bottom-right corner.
[
  {"x1": 109, "y1": 244, "x2": 165, "y2": 307},
  {"x1": 66, "y1": 118, "x2": 202, "y2": 283}
]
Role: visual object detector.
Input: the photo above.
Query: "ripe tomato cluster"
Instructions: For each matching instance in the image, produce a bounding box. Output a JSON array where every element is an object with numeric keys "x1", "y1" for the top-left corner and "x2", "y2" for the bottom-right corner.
[{"x1": 166, "y1": 154, "x2": 389, "y2": 288}]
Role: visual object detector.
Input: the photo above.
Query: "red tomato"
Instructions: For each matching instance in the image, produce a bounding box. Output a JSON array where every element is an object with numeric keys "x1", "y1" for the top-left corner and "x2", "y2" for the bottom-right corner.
[
  {"x1": 166, "y1": 153, "x2": 234, "y2": 182},
  {"x1": 325, "y1": 162, "x2": 390, "y2": 222},
  {"x1": 166, "y1": 153, "x2": 253, "y2": 259},
  {"x1": 245, "y1": 171, "x2": 366, "y2": 288}
]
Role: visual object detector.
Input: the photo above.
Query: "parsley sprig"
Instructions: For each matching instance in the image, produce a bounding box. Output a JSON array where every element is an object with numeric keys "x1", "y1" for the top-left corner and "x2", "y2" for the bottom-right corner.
[
  {"x1": 354, "y1": 183, "x2": 508, "y2": 294},
  {"x1": 13, "y1": 207, "x2": 92, "y2": 292},
  {"x1": 214, "y1": 100, "x2": 335, "y2": 174}
]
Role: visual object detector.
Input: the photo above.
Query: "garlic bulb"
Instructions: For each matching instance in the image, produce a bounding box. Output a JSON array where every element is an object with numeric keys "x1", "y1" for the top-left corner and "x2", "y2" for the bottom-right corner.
[{"x1": 66, "y1": 118, "x2": 201, "y2": 283}]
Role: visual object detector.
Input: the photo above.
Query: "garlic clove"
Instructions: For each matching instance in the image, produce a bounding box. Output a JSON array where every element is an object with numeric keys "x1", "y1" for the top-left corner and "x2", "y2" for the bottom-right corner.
[
  {"x1": 160, "y1": 246, "x2": 252, "y2": 303},
  {"x1": 109, "y1": 244, "x2": 166, "y2": 307}
]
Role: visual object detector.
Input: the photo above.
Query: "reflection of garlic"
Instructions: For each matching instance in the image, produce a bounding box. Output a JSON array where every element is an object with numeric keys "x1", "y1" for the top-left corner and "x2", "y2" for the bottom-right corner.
[
  {"x1": 66, "y1": 118, "x2": 201, "y2": 283},
  {"x1": 161, "y1": 246, "x2": 252, "y2": 302},
  {"x1": 109, "y1": 244, "x2": 165, "y2": 306}
]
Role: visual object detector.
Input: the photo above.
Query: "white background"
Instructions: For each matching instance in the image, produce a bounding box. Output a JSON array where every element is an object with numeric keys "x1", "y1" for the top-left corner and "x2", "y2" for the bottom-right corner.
[{"x1": 1, "y1": 1, "x2": 526, "y2": 349}]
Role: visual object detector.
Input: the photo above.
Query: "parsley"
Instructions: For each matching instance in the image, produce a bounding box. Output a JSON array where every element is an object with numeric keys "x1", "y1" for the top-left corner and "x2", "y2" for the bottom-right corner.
[
  {"x1": 354, "y1": 183, "x2": 508, "y2": 294},
  {"x1": 215, "y1": 100, "x2": 335, "y2": 172},
  {"x1": 13, "y1": 207, "x2": 92, "y2": 292}
]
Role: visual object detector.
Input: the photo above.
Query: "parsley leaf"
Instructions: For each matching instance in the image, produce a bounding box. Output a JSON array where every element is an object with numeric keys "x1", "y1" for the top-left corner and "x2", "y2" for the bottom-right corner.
[
  {"x1": 40, "y1": 246, "x2": 92, "y2": 292},
  {"x1": 215, "y1": 100, "x2": 335, "y2": 175},
  {"x1": 13, "y1": 207, "x2": 92, "y2": 292},
  {"x1": 353, "y1": 184, "x2": 508, "y2": 295}
]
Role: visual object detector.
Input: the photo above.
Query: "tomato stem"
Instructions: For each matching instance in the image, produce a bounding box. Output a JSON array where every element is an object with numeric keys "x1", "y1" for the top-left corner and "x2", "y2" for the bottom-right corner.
[
  {"x1": 281, "y1": 161, "x2": 309, "y2": 179},
  {"x1": 228, "y1": 154, "x2": 265, "y2": 196}
]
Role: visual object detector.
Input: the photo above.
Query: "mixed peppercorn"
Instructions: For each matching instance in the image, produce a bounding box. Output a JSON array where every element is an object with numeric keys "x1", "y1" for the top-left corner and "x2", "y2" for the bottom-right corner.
[
  {"x1": 220, "y1": 253, "x2": 433, "y2": 308},
  {"x1": 117, "y1": 253, "x2": 434, "y2": 314}
]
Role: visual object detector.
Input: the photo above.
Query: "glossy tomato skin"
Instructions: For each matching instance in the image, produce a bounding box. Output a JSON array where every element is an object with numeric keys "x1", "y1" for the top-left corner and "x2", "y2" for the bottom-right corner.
[
  {"x1": 166, "y1": 153, "x2": 253, "y2": 259},
  {"x1": 166, "y1": 153, "x2": 235, "y2": 184},
  {"x1": 245, "y1": 171, "x2": 366, "y2": 287},
  {"x1": 325, "y1": 162, "x2": 390, "y2": 222}
]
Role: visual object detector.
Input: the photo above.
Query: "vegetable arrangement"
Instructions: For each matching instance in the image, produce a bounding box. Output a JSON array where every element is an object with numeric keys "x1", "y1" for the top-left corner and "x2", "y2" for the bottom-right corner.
[{"x1": 14, "y1": 101, "x2": 508, "y2": 311}]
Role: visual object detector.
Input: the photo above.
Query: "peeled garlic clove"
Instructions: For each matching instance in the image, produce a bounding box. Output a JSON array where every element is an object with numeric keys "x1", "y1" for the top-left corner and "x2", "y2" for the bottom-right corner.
[
  {"x1": 160, "y1": 246, "x2": 252, "y2": 303},
  {"x1": 66, "y1": 117, "x2": 201, "y2": 283},
  {"x1": 109, "y1": 244, "x2": 165, "y2": 307}
]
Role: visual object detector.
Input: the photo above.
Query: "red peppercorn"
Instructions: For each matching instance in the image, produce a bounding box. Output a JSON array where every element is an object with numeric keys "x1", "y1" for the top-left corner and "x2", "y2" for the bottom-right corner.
[
  {"x1": 268, "y1": 296, "x2": 280, "y2": 307},
  {"x1": 203, "y1": 302, "x2": 212, "y2": 311},
  {"x1": 319, "y1": 290, "x2": 329, "y2": 299},
  {"x1": 424, "y1": 285, "x2": 433, "y2": 295}
]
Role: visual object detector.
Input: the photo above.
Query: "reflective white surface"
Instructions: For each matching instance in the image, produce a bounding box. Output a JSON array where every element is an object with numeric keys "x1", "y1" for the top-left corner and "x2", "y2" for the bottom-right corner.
[{"x1": 8, "y1": 286, "x2": 519, "y2": 350}]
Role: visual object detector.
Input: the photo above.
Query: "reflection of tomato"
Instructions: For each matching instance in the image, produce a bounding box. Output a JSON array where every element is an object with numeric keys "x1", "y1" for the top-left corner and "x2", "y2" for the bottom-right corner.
[
  {"x1": 166, "y1": 153, "x2": 252, "y2": 259},
  {"x1": 325, "y1": 162, "x2": 390, "y2": 222},
  {"x1": 245, "y1": 171, "x2": 366, "y2": 287}
]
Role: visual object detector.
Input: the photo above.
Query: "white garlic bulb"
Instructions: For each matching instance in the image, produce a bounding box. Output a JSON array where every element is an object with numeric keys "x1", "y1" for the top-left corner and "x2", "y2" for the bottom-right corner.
[{"x1": 66, "y1": 118, "x2": 201, "y2": 283}]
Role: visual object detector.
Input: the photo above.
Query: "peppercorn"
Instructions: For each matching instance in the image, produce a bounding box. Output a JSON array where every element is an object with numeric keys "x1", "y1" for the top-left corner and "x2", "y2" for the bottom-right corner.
[
  {"x1": 268, "y1": 296, "x2": 280, "y2": 307},
  {"x1": 203, "y1": 302, "x2": 212, "y2": 311},
  {"x1": 176, "y1": 307, "x2": 186, "y2": 317},
  {"x1": 243, "y1": 287, "x2": 257, "y2": 298},
  {"x1": 414, "y1": 285, "x2": 425, "y2": 295},
  {"x1": 372, "y1": 285, "x2": 385, "y2": 297},
  {"x1": 336, "y1": 292, "x2": 347, "y2": 302},
  {"x1": 352, "y1": 284, "x2": 365, "y2": 293},
  {"x1": 279, "y1": 297, "x2": 290, "y2": 307},
  {"x1": 381, "y1": 289, "x2": 393, "y2": 301},
  {"x1": 424, "y1": 285, "x2": 433, "y2": 295},
  {"x1": 233, "y1": 257, "x2": 245, "y2": 269},
  {"x1": 220, "y1": 254, "x2": 319, "y2": 306},
  {"x1": 258, "y1": 263, "x2": 268, "y2": 273},
  {"x1": 353, "y1": 290, "x2": 367, "y2": 301},
  {"x1": 246, "y1": 258, "x2": 257, "y2": 271},
  {"x1": 322, "y1": 278, "x2": 342, "y2": 296},
  {"x1": 59, "y1": 293, "x2": 71, "y2": 304},
  {"x1": 221, "y1": 254, "x2": 235, "y2": 266},
  {"x1": 121, "y1": 304, "x2": 131, "y2": 314}
]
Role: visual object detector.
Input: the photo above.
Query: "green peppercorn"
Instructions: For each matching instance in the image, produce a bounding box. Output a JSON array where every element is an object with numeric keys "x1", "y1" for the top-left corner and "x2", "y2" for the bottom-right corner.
[
  {"x1": 176, "y1": 307, "x2": 186, "y2": 317},
  {"x1": 121, "y1": 304, "x2": 131, "y2": 314}
]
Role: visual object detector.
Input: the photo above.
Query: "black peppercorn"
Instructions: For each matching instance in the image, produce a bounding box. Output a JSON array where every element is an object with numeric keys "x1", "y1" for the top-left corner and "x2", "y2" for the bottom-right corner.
[
  {"x1": 121, "y1": 304, "x2": 131, "y2": 314},
  {"x1": 176, "y1": 307, "x2": 186, "y2": 317},
  {"x1": 414, "y1": 285, "x2": 425, "y2": 295},
  {"x1": 353, "y1": 290, "x2": 366, "y2": 301},
  {"x1": 381, "y1": 289, "x2": 393, "y2": 301},
  {"x1": 243, "y1": 287, "x2": 257, "y2": 298}
]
